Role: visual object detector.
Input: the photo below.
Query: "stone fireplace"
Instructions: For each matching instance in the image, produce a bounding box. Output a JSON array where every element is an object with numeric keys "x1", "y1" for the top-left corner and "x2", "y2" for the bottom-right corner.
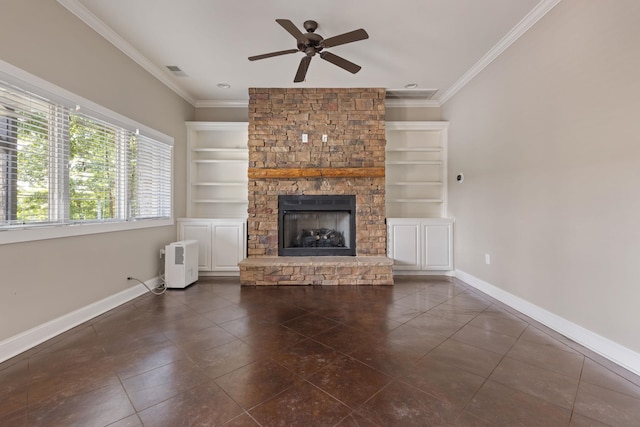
[{"x1": 238, "y1": 88, "x2": 394, "y2": 285}]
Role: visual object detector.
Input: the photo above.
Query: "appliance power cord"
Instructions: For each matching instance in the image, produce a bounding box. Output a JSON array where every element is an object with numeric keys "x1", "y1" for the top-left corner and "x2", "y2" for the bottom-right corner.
[{"x1": 127, "y1": 275, "x2": 167, "y2": 295}]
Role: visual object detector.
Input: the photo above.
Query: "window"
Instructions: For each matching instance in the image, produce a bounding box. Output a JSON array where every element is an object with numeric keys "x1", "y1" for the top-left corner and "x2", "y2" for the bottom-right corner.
[
  {"x1": 128, "y1": 133, "x2": 172, "y2": 219},
  {"x1": 0, "y1": 65, "x2": 173, "y2": 243}
]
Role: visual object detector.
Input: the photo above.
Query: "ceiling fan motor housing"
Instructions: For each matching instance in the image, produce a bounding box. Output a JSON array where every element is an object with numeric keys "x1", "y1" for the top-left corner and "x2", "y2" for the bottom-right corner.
[{"x1": 299, "y1": 32, "x2": 324, "y2": 56}]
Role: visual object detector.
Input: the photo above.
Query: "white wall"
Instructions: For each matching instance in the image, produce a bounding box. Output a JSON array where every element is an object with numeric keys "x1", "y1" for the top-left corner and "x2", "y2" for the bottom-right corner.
[
  {"x1": 443, "y1": 0, "x2": 640, "y2": 354},
  {"x1": 0, "y1": 1, "x2": 193, "y2": 345}
]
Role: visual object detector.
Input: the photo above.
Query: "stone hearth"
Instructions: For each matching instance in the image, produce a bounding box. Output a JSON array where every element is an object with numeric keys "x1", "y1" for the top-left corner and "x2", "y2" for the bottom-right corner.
[
  {"x1": 240, "y1": 88, "x2": 394, "y2": 285},
  {"x1": 239, "y1": 256, "x2": 393, "y2": 286}
]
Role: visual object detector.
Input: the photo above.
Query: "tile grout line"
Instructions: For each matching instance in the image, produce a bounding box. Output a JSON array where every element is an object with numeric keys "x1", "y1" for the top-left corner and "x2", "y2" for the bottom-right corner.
[{"x1": 451, "y1": 316, "x2": 536, "y2": 425}]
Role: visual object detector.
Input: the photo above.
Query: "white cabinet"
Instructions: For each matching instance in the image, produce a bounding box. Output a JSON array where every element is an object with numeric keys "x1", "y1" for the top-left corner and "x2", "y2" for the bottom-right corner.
[
  {"x1": 178, "y1": 218, "x2": 246, "y2": 275},
  {"x1": 386, "y1": 122, "x2": 449, "y2": 218},
  {"x1": 387, "y1": 218, "x2": 454, "y2": 272},
  {"x1": 178, "y1": 220, "x2": 212, "y2": 271},
  {"x1": 185, "y1": 122, "x2": 248, "y2": 218}
]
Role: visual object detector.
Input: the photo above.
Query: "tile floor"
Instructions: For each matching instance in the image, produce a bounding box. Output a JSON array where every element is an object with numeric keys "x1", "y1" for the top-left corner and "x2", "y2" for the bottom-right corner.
[{"x1": 1, "y1": 276, "x2": 640, "y2": 426}]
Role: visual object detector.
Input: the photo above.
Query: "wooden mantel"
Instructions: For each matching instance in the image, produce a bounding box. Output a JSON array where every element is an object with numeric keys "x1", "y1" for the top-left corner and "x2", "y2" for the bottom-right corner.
[{"x1": 248, "y1": 167, "x2": 385, "y2": 180}]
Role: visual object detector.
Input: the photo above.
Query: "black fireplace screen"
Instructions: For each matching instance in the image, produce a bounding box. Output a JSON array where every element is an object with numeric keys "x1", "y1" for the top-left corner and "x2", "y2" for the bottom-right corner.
[{"x1": 278, "y1": 195, "x2": 356, "y2": 256}]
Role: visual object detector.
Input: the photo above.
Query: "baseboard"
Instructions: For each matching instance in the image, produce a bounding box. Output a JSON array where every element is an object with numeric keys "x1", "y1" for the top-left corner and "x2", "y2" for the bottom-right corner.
[
  {"x1": 199, "y1": 271, "x2": 240, "y2": 277},
  {"x1": 393, "y1": 270, "x2": 455, "y2": 277},
  {"x1": 0, "y1": 278, "x2": 158, "y2": 363},
  {"x1": 455, "y1": 269, "x2": 640, "y2": 377}
]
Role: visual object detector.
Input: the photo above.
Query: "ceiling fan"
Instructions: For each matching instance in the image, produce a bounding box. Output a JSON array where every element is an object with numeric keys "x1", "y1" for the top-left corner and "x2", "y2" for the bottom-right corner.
[{"x1": 248, "y1": 19, "x2": 369, "y2": 83}]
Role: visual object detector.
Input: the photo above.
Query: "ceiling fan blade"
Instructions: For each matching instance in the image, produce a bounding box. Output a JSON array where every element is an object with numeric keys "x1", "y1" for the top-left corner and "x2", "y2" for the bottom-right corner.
[
  {"x1": 321, "y1": 28, "x2": 369, "y2": 48},
  {"x1": 276, "y1": 19, "x2": 308, "y2": 44},
  {"x1": 248, "y1": 49, "x2": 298, "y2": 61},
  {"x1": 319, "y1": 51, "x2": 361, "y2": 74},
  {"x1": 294, "y1": 55, "x2": 312, "y2": 83}
]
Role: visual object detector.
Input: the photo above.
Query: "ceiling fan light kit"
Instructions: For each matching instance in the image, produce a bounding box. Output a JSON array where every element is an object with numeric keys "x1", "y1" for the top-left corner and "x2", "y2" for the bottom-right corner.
[{"x1": 249, "y1": 19, "x2": 369, "y2": 83}]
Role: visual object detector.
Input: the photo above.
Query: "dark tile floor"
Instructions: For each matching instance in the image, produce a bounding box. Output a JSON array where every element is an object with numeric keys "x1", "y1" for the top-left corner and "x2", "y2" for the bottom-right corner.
[{"x1": 2, "y1": 276, "x2": 640, "y2": 426}]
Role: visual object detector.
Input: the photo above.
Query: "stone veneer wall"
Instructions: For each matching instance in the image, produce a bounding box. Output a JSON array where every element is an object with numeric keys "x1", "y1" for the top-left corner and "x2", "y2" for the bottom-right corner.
[{"x1": 247, "y1": 88, "x2": 387, "y2": 257}]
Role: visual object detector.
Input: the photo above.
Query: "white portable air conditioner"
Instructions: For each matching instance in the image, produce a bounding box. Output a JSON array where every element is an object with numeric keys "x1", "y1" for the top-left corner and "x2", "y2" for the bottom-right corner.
[{"x1": 164, "y1": 240, "x2": 199, "y2": 289}]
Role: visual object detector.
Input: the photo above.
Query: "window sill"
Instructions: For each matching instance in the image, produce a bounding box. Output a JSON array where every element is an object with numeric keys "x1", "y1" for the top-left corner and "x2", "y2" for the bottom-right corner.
[{"x1": 0, "y1": 218, "x2": 174, "y2": 245}]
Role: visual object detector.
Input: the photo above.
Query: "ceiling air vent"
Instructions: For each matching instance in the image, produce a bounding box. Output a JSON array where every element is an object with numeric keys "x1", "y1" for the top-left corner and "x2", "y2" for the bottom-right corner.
[{"x1": 166, "y1": 65, "x2": 188, "y2": 77}]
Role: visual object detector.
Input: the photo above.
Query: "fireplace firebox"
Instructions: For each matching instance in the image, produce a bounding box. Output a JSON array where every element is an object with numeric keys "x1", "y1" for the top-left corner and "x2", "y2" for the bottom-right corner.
[{"x1": 278, "y1": 195, "x2": 356, "y2": 256}]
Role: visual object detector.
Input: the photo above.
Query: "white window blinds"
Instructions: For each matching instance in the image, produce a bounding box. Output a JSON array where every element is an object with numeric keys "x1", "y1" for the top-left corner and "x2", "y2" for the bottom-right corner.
[
  {"x1": 0, "y1": 82, "x2": 59, "y2": 225},
  {"x1": 129, "y1": 133, "x2": 172, "y2": 220},
  {"x1": 0, "y1": 76, "x2": 172, "y2": 229}
]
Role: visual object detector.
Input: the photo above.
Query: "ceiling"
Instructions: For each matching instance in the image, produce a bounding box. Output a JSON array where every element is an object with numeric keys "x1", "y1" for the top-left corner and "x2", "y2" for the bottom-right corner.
[{"x1": 59, "y1": 0, "x2": 557, "y2": 107}]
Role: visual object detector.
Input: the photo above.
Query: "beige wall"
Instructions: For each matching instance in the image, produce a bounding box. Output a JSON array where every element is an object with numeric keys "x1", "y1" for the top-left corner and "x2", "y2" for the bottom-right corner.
[
  {"x1": 195, "y1": 105, "x2": 441, "y2": 122},
  {"x1": 194, "y1": 107, "x2": 249, "y2": 122},
  {"x1": 386, "y1": 106, "x2": 441, "y2": 121},
  {"x1": 0, "y1": 1, "x2": 194, "y2": 342},
  {"x1": 443, "y1": 0, "x2": 640, "y2": 353}
]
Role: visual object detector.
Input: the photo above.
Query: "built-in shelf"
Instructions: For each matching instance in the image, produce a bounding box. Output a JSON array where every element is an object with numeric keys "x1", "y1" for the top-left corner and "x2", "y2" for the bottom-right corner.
[
  {"x1": 388, "y1": 181, "x2": 443, "y2": 186},
  {"x1": 386, "y1": 147, "x2": 442, "y2": 152},
  {"x1": 386, "y1": 160, "x2": 443, "y2": 165},
  {"x1": 386, "y1": 121, "x2": 449, "y2": 218},
  {"x1": 186, "y1": 122, "x2": 249, "y2": 218},
  {"x1": 185, "y1": 120, "x2": 449, "y2": 220},
  {"x1": 387, "y1": 198, "x2": 444, "y2": 203}
]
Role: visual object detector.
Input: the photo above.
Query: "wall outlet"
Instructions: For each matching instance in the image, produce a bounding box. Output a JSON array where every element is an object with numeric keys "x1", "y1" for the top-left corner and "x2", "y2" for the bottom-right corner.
[
  {"x1": 322, "y1": 134, "x2": 328, "y2": 142},
  {"x1": 159, "y1": 248, "x2": 165, "y2": 259},
  {"x1": 485, "y1": 253, "x2": 491, "y2": 265},
  {"x1": 301, "y1": 133, "x2": 308, "y2": 143}
]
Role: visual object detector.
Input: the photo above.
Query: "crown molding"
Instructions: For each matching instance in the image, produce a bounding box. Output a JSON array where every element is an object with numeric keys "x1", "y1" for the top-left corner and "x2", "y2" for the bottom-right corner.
[
  {"x1": 438, "y1": 0, "x2": 562, "y2": 104},
  {"x1": 56, "y1": 0, "x2": 197, "y2": 106}
]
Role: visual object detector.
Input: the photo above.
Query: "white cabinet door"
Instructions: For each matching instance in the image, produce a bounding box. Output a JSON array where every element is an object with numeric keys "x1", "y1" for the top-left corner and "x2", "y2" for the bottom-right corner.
[
  {"x1": 178, "y1": 221, "x2": 212, "y2": 271},
  {"x1": 387, "y1": 220, "x2": 421, "y2": 270},
  {"x1": 422, "y1": 223, "x2": 453, "y2": 270},
  {"x1": 211, "y1": 221, "x2": 246, "y2": 271}
]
